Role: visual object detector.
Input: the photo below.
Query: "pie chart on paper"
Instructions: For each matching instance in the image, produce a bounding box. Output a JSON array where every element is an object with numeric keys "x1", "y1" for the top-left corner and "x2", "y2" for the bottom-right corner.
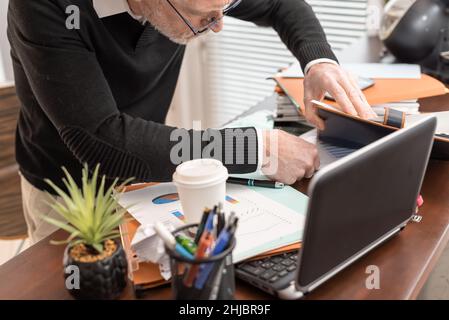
[{"x1": 152, "y1": 193, "x2": 180, "y2": 205}]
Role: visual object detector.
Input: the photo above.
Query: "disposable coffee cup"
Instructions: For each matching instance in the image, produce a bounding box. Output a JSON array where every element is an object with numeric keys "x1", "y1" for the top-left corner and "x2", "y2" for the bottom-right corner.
[{"x1": 173, "y1": 159, "x2": 228, "y2": 223}]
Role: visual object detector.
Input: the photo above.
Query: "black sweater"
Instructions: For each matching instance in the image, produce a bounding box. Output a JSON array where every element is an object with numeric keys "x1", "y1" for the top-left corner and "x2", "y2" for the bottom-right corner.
[{"x1": 7, "y1": 0, "x2": 337, "y2": 193}]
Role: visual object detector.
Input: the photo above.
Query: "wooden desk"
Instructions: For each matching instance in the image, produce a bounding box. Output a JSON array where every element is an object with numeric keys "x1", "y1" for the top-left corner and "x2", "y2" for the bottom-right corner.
[
  {"x1": 0, "y1": 92, "x2": 448, "y2": 300},
  {"x1": 0, "y1": 86, "x2": 27, "y2": 239}
]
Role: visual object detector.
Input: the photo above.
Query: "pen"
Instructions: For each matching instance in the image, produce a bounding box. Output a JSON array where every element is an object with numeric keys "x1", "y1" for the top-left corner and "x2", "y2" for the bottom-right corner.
[
  {"x1": 175, "y1": 234, "x2": 197, "y2": 255},
  {"x1": 227, "y1": 211, "x2": 235, "y2": 229},
  {"x1": 183, "y1": 211, "x2": 215, "y2": 287},
  {"x1": 207, "y1": 259, "x2": 225, "y2": 300},
  {"x1": 217, "y1": 203, "x2": 225, "y2": 235},
  {"x1": 227, "y1": 177, "x2": 284, "y2": 189},
  {"x1": 194, "y1": 227, "x2": 233, "y2": 289},
  {"x1": 194, "y1": 217, "x2": 239, "y2": 289},
  {"x1": 228, "y1": 217, "x2": 239, "y2": 241},
  {"x1": 154, "y1": 222, "x2": 194, "y2": 260},
  {"x1": 194, "y1": 209, "x2": 210, "y2": 244}
]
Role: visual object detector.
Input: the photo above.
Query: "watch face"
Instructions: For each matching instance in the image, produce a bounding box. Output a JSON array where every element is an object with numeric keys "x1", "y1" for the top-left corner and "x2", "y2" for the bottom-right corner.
[{"x1": 379, "y1": 0, "x2": 417, "y2": 40}]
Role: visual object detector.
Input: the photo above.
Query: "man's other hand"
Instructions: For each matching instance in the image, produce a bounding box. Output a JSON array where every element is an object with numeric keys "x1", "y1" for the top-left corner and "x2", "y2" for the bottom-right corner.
[
  {"x1": 303, "y1": 62, "x2": 377, "y2": 130},
  {"x1": 262, "y1": 129, "x2": 319, "y2": 185}
]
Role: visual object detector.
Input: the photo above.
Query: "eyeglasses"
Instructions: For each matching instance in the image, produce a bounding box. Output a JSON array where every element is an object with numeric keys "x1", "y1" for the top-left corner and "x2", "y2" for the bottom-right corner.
[{"x1": 166, "y1": 0, "x2": 242, "y2": 36}]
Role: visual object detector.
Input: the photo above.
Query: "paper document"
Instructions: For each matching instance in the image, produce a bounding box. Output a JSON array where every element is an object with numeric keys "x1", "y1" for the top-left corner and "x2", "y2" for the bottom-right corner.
[
  {"x1": 280, "y1": 61, "x2": 421, "y2": 79},
  {"x1": 117, "y1": 183, "x2": 308, "y2": 263},
  {"x1": 117, "y1": 183, "x2": 185, "y2": 227},
  {"x1": 406, "y1": 111, "x2": 449, "y2": 135},
  {"x1": 372, "y1": 100, "x2": 420, "y2": 115},
  {"x1": 226, "y1": 184, "x2": 305, "y2": 262}
]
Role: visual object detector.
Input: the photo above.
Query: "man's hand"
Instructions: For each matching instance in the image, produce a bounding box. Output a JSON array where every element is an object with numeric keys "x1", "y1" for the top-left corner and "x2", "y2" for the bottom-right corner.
[
  {"x1": 261, "y1": 129, "x2": 319, "y2": 185},
  {"x1": 303, "y1": 62, "x2": 377, "y2": 130}
]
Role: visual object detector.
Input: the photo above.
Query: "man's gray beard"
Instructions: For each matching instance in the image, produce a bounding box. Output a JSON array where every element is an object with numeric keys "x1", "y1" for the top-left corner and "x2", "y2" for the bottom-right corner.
[
  {"x1": 167, "y1": 29, "x2": 210, "y2": 45},
  {"x1": 140, "y1": 3, "x2": 196, "y2": 45},
  {"x1": 150, "y1": 21, "x2": 193, "y2": 44}
]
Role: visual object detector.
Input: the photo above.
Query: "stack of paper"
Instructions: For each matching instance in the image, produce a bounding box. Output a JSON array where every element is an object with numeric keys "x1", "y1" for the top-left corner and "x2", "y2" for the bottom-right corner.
[
  {"x1": 117, "y1": 182, "x2": 309, "y2": 264},
  {"x1": 406, "y1": 111, "x2": 449, "y2": 136},
  {"x1": 275, "y1": 94, "x2": 307, "y2": 123},
  {"x1": 372, "y1": 99, "x2": 420, "y2": 116}
]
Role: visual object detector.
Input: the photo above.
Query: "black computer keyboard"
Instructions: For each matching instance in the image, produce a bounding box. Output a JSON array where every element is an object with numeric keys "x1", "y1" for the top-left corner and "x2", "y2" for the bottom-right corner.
[{"x1": 237, "y1": 251, "x2": 298, "y2": 284}]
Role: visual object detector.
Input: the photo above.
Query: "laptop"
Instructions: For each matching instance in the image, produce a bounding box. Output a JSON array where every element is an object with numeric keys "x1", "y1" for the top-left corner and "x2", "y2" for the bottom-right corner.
[{"x1": 235, "y1": 115, "x2": 436, "y2": 299}]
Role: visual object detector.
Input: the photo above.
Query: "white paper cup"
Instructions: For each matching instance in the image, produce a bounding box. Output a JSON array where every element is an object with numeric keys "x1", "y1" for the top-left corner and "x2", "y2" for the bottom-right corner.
[{"x1": 173, "y1": 159, "x2": 228, "y2": 224}]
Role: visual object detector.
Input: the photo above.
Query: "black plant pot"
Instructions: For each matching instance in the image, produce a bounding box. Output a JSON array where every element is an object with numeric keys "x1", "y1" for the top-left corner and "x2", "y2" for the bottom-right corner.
[{"x1": 63, "y1": 240, "x2": 128, "y2": 300}]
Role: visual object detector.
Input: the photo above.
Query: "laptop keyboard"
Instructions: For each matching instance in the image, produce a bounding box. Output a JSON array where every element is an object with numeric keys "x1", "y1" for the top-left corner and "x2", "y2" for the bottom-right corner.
[{"x1": 237, "y1": 251, "x2": 298, "y2": 283}]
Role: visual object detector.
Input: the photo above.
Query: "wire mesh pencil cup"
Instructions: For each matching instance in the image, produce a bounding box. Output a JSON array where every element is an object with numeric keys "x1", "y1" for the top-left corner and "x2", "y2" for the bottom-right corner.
[{"x1": 165, "y1": 223, "x2": 236, "y2": 300}]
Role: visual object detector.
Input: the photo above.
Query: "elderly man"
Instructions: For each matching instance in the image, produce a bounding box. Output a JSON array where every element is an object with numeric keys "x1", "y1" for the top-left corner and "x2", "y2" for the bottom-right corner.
[{"x1": 7, "y1": 0, "x2": 375, "y2": 243}]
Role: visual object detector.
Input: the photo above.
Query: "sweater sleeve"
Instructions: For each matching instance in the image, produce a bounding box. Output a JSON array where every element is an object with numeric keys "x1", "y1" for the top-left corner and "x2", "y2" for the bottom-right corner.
[
  {"x1": 228, "y1": 0, "x2": 338, "y2": 71},
  {"x1": 7, "y1": 0, "x2": 258, "y2": 182}
]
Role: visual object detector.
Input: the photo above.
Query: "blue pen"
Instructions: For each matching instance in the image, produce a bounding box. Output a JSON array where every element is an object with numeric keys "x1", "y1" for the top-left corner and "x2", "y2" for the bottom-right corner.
[
  {"x1": 154, "y1": 222, "x2": 194, "y2": 260},
  {"x1": 183, "y1": 210, "x2": 216, "y2": 287},
  {"x1": 194, "y1": 228, "x2": 232, "y2": 289},
  {"x1": 205, "y1": 208, "x2": 215, "y2": 233},
  {"x1": 175, "y1": 243, "x2": 194, "y2": 260}
]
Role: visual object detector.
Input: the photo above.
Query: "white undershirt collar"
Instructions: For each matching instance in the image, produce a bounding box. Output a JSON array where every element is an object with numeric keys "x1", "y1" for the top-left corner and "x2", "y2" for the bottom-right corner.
[{"x1": 93, "y1": 0, "x2": 146, "y2": 24}]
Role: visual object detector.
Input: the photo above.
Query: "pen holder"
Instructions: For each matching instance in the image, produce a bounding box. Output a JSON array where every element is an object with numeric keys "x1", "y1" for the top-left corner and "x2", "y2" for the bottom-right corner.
[{"x1": 166, "y1": 224, "x2": 236, "y2": 300}]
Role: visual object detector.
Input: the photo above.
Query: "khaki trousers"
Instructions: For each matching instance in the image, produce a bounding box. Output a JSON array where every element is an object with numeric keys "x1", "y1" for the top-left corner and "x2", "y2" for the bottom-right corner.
[{"x1": 20, "y1": 174, "x2": 64, "y2": 244}]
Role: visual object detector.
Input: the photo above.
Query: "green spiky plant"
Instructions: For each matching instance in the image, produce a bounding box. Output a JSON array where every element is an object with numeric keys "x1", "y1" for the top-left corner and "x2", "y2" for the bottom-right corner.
[{"x1": 43, "y1": 164, "x2": 132, "y2": 254}]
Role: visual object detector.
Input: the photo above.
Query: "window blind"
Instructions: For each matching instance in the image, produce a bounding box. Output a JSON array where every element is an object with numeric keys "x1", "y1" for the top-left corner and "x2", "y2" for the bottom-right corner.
[{"x1": 204, "y1": 0, "x2": 370, "y2": 127}]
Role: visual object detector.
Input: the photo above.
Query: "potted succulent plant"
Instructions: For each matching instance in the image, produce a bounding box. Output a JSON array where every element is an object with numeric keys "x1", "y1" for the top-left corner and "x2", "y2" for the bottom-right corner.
[{"x1": 43, "y1": 164, "x2": 132, "y2": 300}]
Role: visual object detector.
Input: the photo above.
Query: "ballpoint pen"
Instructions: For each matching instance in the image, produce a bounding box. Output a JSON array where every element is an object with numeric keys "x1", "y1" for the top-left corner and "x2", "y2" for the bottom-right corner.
[
  {"x1": 216, "y1": 203, "x2": 225, "y2": 235},
  {"x1": 227, "y1": 211, "x2": 236, "y2": 229},
  {"x1": 227, "y1": 177, "x2": 284, "y2": 189},
  {"x1": 175, "y1": 234, "x2": 197, "y2": 255},
  {"x1": 194, "y1": 217, "x2": 239, "y2": 289},
  {"x1": 194, "y1": 208, "x2": 210, "y2": 244},
  {"x1": 183, "y1": 211, "x2": 215, "y2": 287},
  {"x1": 207, "y1": 258, "x2": 226, "y2": 300}
]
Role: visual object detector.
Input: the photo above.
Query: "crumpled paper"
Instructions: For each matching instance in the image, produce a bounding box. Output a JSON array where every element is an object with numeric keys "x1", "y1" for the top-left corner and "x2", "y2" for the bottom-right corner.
[{"x1": 131, "y1": 222, "x2": 180, "y2": 280}]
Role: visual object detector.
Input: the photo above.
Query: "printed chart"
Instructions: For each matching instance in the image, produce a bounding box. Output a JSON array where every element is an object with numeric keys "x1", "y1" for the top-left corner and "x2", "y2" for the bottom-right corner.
[{"x1": 118, "y1": 183, "x2": 306, "y2": 262}]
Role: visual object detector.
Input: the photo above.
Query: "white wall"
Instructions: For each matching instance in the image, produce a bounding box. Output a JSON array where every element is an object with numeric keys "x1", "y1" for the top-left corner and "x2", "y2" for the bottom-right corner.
[{"x1": 0, "y1": 0, "x2": 13, "y2": 83}]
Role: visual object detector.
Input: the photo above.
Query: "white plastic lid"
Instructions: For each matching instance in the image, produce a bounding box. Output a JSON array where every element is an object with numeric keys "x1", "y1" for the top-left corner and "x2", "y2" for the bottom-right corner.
[{"x1": 173, "y1": 159, "x2": 228, "y2": 188}]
